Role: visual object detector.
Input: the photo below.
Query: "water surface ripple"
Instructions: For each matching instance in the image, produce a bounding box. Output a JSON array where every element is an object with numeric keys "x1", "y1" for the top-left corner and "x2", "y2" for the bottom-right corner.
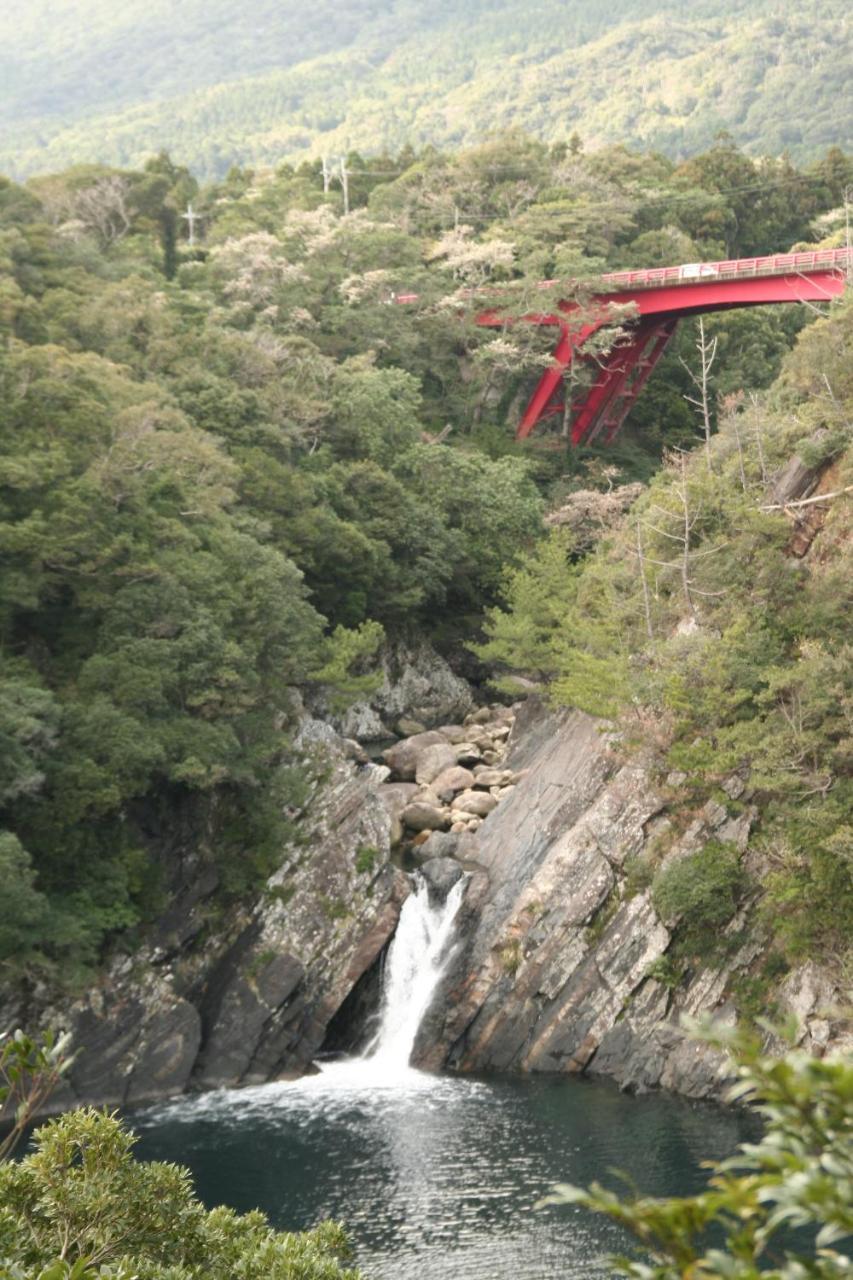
[{"x1": 133, "y1": 1068, "x2": 754, "y2": 1279}]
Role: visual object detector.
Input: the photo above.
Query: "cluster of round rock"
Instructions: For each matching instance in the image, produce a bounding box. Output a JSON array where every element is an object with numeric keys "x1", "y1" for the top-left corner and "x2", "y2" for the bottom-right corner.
[{"x1": 378, "y1": 705, "x2": 524, "y2": 843}]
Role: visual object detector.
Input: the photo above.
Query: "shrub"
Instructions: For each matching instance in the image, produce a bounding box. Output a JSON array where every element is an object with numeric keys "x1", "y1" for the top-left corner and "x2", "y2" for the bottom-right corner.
[
  {"x1": 355, "y1": 844, "x2": 380, "y2": 875},
  {"x1": 0, "y1": 1109, "x2": 361, "y2": 1279},
  {"x1": 651, "y1": 840, "x2": 747, "y2": 955}
]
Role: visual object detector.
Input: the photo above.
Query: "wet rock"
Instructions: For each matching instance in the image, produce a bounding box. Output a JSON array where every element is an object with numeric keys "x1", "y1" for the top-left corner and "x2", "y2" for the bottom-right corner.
[
  {"x1": 416, "y1": 831, "x2": 460, "y2": 861},
  {"x1": 420, "y1": 856, "x2": 465, "y2": 899},
  {"x1": 194, "y1": 951, "x2": 305, "y2": 1088}
]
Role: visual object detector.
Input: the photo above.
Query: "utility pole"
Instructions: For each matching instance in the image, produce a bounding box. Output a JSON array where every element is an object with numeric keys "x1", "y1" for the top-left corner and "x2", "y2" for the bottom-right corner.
[
  {"x1": 321, "y1": 155, "x2": 332, "y2": 195},
  {"x1": 181, "y1": 202, "x2": 201, "y2": 247},
  {"x1": 338, "y1": 157, "x2": 350, "y2": 215}
]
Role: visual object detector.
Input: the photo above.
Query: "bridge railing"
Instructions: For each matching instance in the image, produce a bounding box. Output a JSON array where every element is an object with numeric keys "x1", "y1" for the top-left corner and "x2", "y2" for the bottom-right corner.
[{"x1": 599, "y1": 247, "x2": 851, "y2": 292}]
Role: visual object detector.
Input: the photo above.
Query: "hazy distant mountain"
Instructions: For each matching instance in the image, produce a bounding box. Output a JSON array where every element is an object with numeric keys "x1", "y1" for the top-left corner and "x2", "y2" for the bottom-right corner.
[{"x1": 1, "y1": 0, "x2": 849, "y2": 178}]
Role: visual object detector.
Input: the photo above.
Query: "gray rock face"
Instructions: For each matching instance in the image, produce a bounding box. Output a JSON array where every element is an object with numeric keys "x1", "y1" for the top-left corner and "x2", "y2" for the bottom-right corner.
[
  {"x1": 328, "y1": 640, "x2": 474, "y2": 739},
  {"x1": 33, "y1": 716, "x2": 410, "y2": 1109},
  {"x1": 49, "y1": 978, "x2": 202, "y2": 1110},
  {"x1": 418, "y1": 698, "x2": 844, "y2": 1098}
]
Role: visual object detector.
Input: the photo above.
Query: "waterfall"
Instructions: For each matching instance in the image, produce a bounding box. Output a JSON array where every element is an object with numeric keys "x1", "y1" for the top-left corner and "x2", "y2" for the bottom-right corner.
[
  {"x1": 315, "y1": 873, "x2": 466, "y2": 1087},
  {"x1": 366, "y1": 874, "x2": 466, "y2": 1070}
]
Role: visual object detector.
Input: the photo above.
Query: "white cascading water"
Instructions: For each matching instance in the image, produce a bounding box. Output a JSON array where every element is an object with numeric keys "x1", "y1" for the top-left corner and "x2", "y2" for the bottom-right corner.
[
  {"x1": 366, "y1": 873, "x2": 466, "y2": 1069},
  {"x1": 313, "y1": 872, "x2": 466, "y2": 1088}
]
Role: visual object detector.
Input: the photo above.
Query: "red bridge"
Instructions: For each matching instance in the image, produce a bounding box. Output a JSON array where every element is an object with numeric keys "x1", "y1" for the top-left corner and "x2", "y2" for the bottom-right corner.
[{"x1": 473, "y1": 248, "x2": 851, "y2": 444}]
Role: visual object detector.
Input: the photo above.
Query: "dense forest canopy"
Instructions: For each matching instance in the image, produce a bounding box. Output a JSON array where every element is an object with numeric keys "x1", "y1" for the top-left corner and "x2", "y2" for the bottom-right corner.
[
  {"x1": 0, "y1": 0, "x2": 850, "y2": 179},
  {"x1": 0, "y1": 131, "x2": 851, "y2": 990}
]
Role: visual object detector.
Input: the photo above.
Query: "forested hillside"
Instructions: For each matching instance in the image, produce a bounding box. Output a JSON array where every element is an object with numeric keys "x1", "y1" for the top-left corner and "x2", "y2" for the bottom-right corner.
[
  {"x1": 0, "y1": 132, "x2": 850, "y2": 990},
  {"x1": 0, "y1": 0, "x2": 849, "y2": 179}
]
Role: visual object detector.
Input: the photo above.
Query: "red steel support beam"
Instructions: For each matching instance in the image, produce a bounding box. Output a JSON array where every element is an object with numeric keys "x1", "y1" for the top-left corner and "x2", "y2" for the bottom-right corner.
[
  {"x1": 517, "y1": 320, "x2": 601, "y2": 439},
  {"x1": 600, "y1": 319, "x2": 678, "y2": 445},
  {"x1": 570, "y1": 318, "x2": 667, "y2": 446}
]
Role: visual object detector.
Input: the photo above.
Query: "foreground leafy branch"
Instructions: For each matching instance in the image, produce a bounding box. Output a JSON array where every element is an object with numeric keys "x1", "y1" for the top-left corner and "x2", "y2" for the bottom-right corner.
[
  {"x1": 0, "y1": 1027, "x2": 73, "y2": 1161},
  {"x1": 541, "y1": 1022, "x2": 853, "y2": 1278},
  {"x1": 0, "y1": 1108, "x2": 361, "y2": 1280}
]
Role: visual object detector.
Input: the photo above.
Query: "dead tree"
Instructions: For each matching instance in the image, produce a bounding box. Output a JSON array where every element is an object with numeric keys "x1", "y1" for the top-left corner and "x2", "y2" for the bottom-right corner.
[
  {"x1": 634, "y1": 452, "x2": 727, "y2": 624},
  {"x1": 680, "y1": 317, "x2": 718, "y2": 467}
]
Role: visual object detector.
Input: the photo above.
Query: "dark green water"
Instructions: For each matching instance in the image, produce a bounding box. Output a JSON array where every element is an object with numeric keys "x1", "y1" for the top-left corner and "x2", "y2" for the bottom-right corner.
[{"x1": 132, "y1": 1067, "x2": 755, "y2": 1279}]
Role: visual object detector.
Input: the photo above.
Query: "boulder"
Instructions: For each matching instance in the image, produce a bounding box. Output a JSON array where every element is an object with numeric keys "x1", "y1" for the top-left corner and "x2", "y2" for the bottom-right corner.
[
  {"x1": 455, "y1": 743, "x2": 483, "y2": 765},
  {"x1": 453, "y1": 789, "x2": 499, "y2": 818},
  {"x1": 420, "y1": 856, "x2": 465, "y2": 899},
  {"x1": 432, "y1": 765, "x2": 476, "y2": 801},
  {"x1": 416, "y1": 831, "x2": 460, "y2": 861},
  {"x1": 377, "y1": 782, "x2": 420, "y2": 845},
  {"x1": 415, "y1": 743, "x2": 459, "y2": 786},
  {"x1": 472, "y1": 768, "x2": 510, "y2": 788},
  {"x1": 397, "y1": 716, "x2": 426, "y2": 737},
  {"x1": 401, "y1": 801, "x2": 450, "y2": 832},
  {"x1": 437, "y1": 724, "x2": 469, "y2": 744},
  {"x1": 465, "y1": 707, "x2": 494, "y2": 725},
  {"x1": 383, "y1": 730, "x2": 447, "y2": 780}
]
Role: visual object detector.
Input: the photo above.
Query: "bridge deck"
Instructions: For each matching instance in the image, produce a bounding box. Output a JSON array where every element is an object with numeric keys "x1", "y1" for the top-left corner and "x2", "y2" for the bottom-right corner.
[{"x1": 592, "y1": 246, "x2": 851, "y2": 293}]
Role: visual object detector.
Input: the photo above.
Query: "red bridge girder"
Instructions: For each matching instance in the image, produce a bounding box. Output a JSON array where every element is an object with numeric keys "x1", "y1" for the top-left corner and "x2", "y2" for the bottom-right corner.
[{"x1": 473, "y1": 248, "x2": 850, "y2": 443}]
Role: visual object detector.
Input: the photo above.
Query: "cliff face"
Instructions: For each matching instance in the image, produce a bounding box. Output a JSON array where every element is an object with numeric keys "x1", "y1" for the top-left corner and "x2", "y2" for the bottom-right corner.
[
  {"x1": 18, "y1": 718, "x2": 408, "y2": 1113},
  {"x1": 418, "y1": 699, "x2": 850, "y2": 1097}
]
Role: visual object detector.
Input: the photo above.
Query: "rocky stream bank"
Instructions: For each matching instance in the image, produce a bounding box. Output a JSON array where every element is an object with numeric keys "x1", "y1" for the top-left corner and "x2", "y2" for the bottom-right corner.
[{"x1": 7, "y1": 642, "x2": 849, "y2": 1113}]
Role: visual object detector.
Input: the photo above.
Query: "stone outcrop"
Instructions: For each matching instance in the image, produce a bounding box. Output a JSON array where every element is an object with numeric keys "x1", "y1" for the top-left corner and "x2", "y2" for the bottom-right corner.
[
  {"x1": 318, "y1": 639, "x2": 474, "y2": 740},
  {"x1": 416, "y1": 698, "x2": 849, "y2": 1098}
]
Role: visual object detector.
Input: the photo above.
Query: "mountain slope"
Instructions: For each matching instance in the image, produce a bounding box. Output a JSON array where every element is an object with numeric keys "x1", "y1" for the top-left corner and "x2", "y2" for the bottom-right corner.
[{"x1": 0, "y1": 0, "x2": 849, "y2": 179}]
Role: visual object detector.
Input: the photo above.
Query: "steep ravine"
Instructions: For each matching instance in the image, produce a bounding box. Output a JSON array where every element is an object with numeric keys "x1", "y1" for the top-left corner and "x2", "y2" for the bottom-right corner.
[{"x1": 10, "y1": 567, "x2": 849, "y2": 1111}]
